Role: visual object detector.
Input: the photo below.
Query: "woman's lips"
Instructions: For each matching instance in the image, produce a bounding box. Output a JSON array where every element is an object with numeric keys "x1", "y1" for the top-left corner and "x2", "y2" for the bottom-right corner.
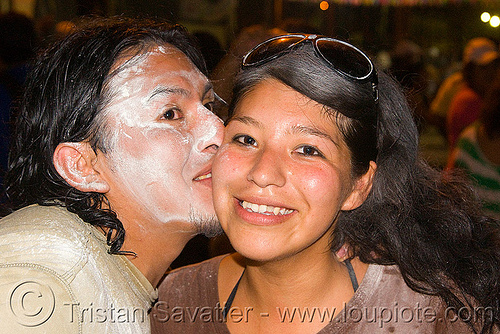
[
  {"x1": 240, "y1": 200, "x2": 293, "y2": 215},
  {"x1": 235, "y1": 198, "x2": 295, "y2": 226}
]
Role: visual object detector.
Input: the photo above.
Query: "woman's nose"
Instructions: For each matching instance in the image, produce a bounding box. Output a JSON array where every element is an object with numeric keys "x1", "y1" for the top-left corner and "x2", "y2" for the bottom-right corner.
[{"x1": 247, "y1": 148, "x2": 286, "y2": 188}]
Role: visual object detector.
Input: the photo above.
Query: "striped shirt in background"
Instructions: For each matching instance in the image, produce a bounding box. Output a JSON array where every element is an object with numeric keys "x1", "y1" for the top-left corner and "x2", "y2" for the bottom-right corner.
[{"x1": 448, "y1": 122, "x2": 500, "y2": 220}]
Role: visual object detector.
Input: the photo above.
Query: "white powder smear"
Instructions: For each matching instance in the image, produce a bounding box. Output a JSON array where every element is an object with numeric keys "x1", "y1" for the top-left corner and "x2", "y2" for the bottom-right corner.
[{"x1": 100, "y1": 45, "x2": 223, "y2": 229}]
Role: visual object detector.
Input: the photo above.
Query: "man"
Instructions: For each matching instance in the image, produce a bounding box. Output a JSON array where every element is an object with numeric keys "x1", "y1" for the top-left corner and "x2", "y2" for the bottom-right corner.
[{"x1": 0, "y1": 17, "x2": 223, "y2": 333}]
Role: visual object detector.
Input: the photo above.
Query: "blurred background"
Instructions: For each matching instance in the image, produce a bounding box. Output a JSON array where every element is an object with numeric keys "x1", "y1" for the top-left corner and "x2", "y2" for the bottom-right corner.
[
  {"x1": 3, "y1": 0, "x2": 500, "y2": 56},
  {"x1": 2, "y1": 0, "x2": 500, "y2": 263}
]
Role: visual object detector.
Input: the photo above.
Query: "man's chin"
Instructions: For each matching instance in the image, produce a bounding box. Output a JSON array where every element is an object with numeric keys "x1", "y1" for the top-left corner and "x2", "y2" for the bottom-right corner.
[
  {"x1": 190, "y1": 210, "x2": 223, "y2": 238},
  {"x1": 200, "y1": 224, "x2": 224, "y2": 238}
]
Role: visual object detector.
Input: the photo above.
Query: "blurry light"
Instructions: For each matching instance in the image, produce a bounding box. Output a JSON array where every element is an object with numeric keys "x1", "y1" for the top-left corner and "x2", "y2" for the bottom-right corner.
[
  {"x1": 490, "y1": 15, "x2": 500, "y2": 27},
  {"x1": 481, "y1": 12, "x2": 491, "y2": 23},
  {"x1": 375, "y1": 51, "x2": 391, "y2": 70},
  {"x1": 429, "y1": 46, "x2": 440, "y2": 58},
  {"x1": 320, "y1": 1, "x2": 329, "y2": 11}
]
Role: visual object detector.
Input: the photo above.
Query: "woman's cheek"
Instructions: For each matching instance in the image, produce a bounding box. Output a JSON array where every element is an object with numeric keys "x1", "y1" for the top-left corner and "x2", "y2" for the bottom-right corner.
[
  {"x1": 300, "y1": 169, "x2": 328, "y2": 194},
  {"x1": 213, "y1": 147, "x2": 246, "y2": 186},
  {"x1": 212, "y1": 147, "x2": 239, "y2": 223},
  {"x1": 296, "y1": 165, "x2": 343, "y2": 202}
]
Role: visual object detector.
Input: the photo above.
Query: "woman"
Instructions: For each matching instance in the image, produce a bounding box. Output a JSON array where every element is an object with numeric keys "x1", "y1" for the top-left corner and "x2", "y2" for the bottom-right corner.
[{"x1": 151, "y1": 35, "x2": 500, "y2": 333}]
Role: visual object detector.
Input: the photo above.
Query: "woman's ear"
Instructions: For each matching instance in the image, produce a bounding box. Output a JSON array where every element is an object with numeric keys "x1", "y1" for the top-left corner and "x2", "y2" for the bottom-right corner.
[
  {"x1": 341, "y1": 161, "x2": 377, "y2": 211},
  {"x1": 53, "y1": 142, "x2": 110, "y2": 193},
  {"x1": 335, "y1": 243, "x2": 352, "y2": 262}
]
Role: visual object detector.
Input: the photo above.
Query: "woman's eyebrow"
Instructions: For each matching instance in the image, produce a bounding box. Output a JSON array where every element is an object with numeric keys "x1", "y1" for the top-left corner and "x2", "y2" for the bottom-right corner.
[
  {"x1": 291, "y1": 125, "x2": 338, "y2": 146},
  {"x1": 227, "y1": 115, "x2": 263, "y2": 128}
]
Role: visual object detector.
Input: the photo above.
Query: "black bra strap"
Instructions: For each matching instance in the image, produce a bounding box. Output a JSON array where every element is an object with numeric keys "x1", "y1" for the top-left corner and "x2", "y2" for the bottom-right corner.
[
  {"x1": 222, "y1": 260, "x2": 358, "y2": 320},
  {"x1": 344, "y1": 258, "x2": 359, "y2": 292},
  {"x1": 222, "y1": 268, "x2": 245, "y2": 320}
]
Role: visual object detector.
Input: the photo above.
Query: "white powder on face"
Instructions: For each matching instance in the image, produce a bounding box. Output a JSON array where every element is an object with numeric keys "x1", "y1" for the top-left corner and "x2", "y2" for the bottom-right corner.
[
  {"x1": 122, "y1": 130, "x2": 133, "y2": 140},
  {"x1": 108, "y1": 45, "x2": 180, "y2": 107},
  {"x1": 151, "y1": 45, "x2": 177, "y2": 56},
  {"x1": 193, "y1": 103, "x2": 223, "y2": 153},
  {"x1": 100, "y1": 46, "x2": 221, "y2": 227}
]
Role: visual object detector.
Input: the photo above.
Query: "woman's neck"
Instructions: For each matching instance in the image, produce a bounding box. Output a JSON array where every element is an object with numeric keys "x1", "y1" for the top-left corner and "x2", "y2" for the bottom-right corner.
[
  {"x1": 245, "y1": 252, "x2": 346, "y2": 303},
  {"x1": 219, "y1": 252, "x2": 369, "y2": 334}
]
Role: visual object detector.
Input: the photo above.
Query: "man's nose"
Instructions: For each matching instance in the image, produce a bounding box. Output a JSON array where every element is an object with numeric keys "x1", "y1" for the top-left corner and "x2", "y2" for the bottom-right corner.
[{"x1": 195, "y1": 111, "x2": 224, "y2": 154}]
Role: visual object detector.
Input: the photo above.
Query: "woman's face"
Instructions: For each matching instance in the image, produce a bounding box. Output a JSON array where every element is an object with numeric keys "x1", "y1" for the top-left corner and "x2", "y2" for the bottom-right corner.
[{"x1": 212, "y1": 79, "x2": 373, "y2": 262}]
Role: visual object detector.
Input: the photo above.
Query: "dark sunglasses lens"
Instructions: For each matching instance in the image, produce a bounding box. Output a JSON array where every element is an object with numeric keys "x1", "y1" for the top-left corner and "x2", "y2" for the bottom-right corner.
[
  {"x1": 316, "y1": 39, "x2": 372, "y2": 79},
  {"x1": 245, "y1": 36, "x2": 304, "y2": 66}
]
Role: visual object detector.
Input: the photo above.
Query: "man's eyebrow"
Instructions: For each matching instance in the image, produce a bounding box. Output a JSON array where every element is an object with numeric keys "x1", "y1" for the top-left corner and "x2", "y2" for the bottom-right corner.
[
  {"x1": 291, "y1": 125, "x2": 339, "y2": 146},
  {"x1": 227, "y1": 115, "x2": 263, "y2": 128},
  {"x1": 148, "y1": 86, "x2": 190, "y2": 101}
]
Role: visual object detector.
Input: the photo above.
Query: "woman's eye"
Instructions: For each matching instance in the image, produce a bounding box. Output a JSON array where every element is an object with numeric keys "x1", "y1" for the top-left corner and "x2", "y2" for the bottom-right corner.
[
  {"x1": 296, "y1": 145, "x2": 324, "y2": 157},
  {"x1": 233, "y1": 134, "x2": 257, "y2": 147},
  {"x1": 161, "y1": 108, "x2": 182, "y2": 120}
]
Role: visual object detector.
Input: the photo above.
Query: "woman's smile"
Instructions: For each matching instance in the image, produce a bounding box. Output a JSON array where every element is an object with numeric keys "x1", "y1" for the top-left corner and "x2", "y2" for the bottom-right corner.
[{"x1": 234, "y1": 197, "x2": 296, "y2": 226}]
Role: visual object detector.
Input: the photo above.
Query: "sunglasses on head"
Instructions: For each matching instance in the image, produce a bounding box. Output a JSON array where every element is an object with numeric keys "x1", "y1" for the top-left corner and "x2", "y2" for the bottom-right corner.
[{"x1": 242, "y1": 34, "x2": 379, "y2": 103}]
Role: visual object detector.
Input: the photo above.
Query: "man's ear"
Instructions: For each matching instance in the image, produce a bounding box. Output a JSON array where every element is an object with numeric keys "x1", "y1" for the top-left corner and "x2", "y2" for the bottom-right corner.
[
  {"x1": 341, "y1": 161, "x2": 377, "y2": 211},
  {"x1": 53, "y1": 142, "x2": 110, "y2": 193}
]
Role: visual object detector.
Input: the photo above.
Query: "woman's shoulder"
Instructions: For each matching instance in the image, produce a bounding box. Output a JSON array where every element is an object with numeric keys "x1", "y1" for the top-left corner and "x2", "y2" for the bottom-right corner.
[
  {"x1": 357, "y1": 265, "x2": 444, "y2": 318},
  {"x1": 321, "y1": 264, "x2": 476, "y2": 333},
  {"x1": 151, "y1": 254, "x2": 230, "y2": 332},
  {"x1": 363, "y1": 264, "x2": 435, "y2": 304},
  {"x1": 157, "y1": 254, "x2": 228, "y2": 299},
  {"x1": 167, "y1": 254, "x2": 226, "y2": 279}
]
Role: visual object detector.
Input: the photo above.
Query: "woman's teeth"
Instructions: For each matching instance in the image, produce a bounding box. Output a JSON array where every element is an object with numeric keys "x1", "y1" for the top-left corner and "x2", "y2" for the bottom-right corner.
[{"x1": 241, "y1": 200, "x2": 293, "y2": 215}]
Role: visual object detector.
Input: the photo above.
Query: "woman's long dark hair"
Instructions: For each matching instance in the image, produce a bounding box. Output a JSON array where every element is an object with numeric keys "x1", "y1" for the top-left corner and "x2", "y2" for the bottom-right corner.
[
  {"x1": 5, "y1": 17, "x2": 207, "y2": 255},
  {"x1": 229, "y1": 43, "x2": 500, "y2": 333}
]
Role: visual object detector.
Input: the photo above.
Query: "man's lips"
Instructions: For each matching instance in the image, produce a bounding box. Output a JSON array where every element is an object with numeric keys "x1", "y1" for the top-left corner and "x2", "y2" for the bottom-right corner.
[{"x1": 194, "y1": 171, "x2": 212, "y2": 181}]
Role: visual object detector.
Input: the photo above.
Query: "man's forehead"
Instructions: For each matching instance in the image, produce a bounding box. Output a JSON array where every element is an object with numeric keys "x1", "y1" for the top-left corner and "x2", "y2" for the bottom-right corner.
[
  {"x1": 108, "y1": 45, "x2": 209, "y2": 94},
  {"x1": 111, "y1": 43, "x2": 198, "y2": 76}
]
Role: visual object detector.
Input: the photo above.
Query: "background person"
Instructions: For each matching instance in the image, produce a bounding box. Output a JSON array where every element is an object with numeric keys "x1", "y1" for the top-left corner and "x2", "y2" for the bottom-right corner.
[
  {"x1": 446, "y1": 37, "x2": 500, "y2": 148},
  {"x1": 152, "y1": 34, "x2": 500, "y2": 333},
  {"x1": 0, "y1": 17, "x2": 223, "y2": 332},
  {"x1": 447, "y1": 67, "x2": 500, "y2": 221},
  {"x1": 430, "y1": 37, "x2": 497, "y2": 138}
]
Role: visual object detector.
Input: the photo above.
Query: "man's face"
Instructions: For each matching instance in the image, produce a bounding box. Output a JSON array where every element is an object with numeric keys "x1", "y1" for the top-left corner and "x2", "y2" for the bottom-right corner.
[{"x1": 96, "y1": 45, "x2": 224, "y2": 234}]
